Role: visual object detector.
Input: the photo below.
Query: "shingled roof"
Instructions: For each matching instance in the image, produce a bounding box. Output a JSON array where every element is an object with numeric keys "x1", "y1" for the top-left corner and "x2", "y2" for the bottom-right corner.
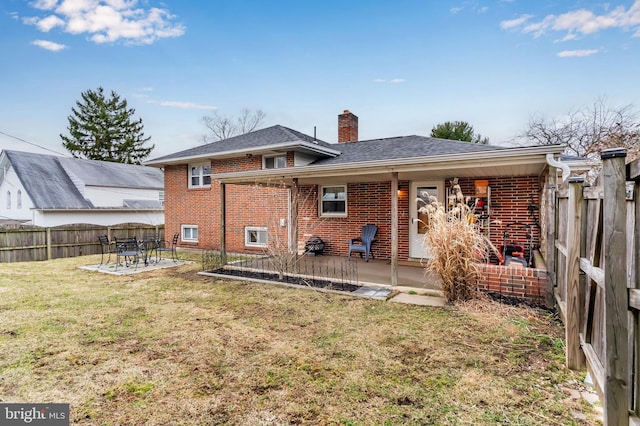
[
  {"x1": 2, "y1": 150, "x2": 163, "y2": 209},
  {"x1": 148, "y1": 125, "x2": 337, "y2": 164},
  {"x1": 311, "y1": 135, "x2": 507, "y2": 166}
]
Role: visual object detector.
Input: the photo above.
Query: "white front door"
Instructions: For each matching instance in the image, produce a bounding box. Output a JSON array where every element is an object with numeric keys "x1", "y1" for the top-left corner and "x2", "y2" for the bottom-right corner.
[{"x1": 409, "y1": 181, "x2": 444, "y2": 259}]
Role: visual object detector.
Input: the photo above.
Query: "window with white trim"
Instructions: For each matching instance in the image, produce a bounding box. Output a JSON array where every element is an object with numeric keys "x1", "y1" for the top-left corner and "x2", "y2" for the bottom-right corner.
[
  {"x1": 189, "y1": 162, "x2": 211, "y2": 188},
  {"x1": 16, "y1": 190, "x2": 21, "y2": 209},
  {"x1": 263, "y1": 155, "x2": 286, "y2": 169},
  {"x1": 245, "y1": 226, "x2": 268, "y2": 247},
  {"x1": 6, "y1": 191, "x2": 10, "y2": 209},
  {"x1": 159, "y1": 191, "x2": 165, "y2": 206},
  {"x1": 320, "y1": 185, "x2": 347, "y2": 216},
  {"x1": 181, "y1": 225, "x2": 198, "y2": 242}
]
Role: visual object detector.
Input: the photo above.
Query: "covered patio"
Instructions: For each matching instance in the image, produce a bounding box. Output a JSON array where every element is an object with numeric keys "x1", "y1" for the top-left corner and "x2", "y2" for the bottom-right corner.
[{"x1": 213, "y1": 144, "x2": 563, "y2": 288}]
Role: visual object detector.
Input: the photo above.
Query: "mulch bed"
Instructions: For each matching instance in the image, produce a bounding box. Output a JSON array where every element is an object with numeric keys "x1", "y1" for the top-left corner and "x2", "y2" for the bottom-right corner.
[{"x1": 209, "y1": 268, "x2": 361, "y2": 292}]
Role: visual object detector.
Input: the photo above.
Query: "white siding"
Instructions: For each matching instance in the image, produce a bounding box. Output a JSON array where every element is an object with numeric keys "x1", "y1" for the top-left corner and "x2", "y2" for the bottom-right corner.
[
  {"x1": 0, "y1": 166, "x2": 35, "y2": 221},
  {"x1": 84, "y1": 186, "x2": 162, "y2": 207}
]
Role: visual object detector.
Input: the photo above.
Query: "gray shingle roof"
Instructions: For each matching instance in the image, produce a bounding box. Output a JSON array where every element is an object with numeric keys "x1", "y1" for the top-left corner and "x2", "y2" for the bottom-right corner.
[
  {"x1": 147, "y1": 125, "x2": 333, "y2": 163},
  {"x1": 148, "y1": 125, "x2": 509, "y2": 167},
  {"x1": 4, "y1": 150, "x2": 163, "y2": 209},
  {"x1": 311, "y1": 135, "x2": 507, "y2": 165}
]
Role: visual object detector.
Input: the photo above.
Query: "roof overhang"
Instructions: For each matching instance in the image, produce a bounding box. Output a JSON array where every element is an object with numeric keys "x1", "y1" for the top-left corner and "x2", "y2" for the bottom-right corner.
[
  {"x1": 35, "y1": 208, "x2": 164, "y2": 212},
  {"x1": 211, "y1": 145, "x2": 566, "y2": 186},
  {"x1": 145, "y1": 140, "x2": 341, "y2": 167}
]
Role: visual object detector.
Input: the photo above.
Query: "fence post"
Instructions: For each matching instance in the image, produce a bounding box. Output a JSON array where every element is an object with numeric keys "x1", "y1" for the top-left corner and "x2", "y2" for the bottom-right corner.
[
  {"x1": 45, "y1": 227, "x2": 52, "y2": 260},
  {"x1": 602, "y1": 147, "x2": 629, "y2": 425},
  {"x1": 630, "y1": 157, "x2": 640, "y2": 416},
  {"x1": 566, "y1": 176, "x2": 585, "y2": 369}
]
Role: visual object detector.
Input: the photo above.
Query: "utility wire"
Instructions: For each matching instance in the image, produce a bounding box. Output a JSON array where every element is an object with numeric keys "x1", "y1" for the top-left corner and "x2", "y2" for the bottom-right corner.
[{"x1": 0, "y1": 131, "x2": 68, "y2": 156}]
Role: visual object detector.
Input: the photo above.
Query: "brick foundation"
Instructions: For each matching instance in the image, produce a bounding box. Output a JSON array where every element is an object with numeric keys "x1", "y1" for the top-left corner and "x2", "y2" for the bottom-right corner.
[{"x1": 476, "y1": 262, "x2": 548, "y2": 307}]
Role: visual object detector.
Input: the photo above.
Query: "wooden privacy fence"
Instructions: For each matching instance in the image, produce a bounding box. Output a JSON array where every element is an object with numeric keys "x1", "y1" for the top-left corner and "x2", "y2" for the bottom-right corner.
[
  {"x1": 0, "y1": 223, "x2": 165, "y2": 263},
  {"x1": 554, "y1": 148, "x2": 639, "y2": 425}
]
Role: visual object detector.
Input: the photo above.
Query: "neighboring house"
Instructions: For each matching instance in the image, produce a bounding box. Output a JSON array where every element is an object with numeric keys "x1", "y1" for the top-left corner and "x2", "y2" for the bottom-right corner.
[
  {"x1": 0, "y1": 150, "x2": 164, "y2": 227},
  {"x1": 146, "y1": 110, "x2": 565, "y2": 266}
]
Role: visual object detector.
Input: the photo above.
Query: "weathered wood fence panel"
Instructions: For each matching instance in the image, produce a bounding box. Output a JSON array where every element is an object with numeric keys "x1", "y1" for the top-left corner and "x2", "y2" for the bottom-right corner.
[
  {"x1": 0, "y1": 223, "x2": 164, "y2": 263},
  {"x1": 554, "y1": 148, "x2": 639, "y2": 425}
]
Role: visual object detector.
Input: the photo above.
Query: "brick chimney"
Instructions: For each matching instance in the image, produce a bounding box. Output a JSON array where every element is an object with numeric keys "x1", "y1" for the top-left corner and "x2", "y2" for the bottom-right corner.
[{"x1": 338, "y1": 109, "x2": 358, "y2": 143}]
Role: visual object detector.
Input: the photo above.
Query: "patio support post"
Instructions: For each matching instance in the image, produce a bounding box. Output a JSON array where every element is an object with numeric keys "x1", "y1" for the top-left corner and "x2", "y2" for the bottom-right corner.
[
  {"x1": 391, "y1": 171, "x2": 398, "y2": 286},
  {"x1": 290, "y1": 178, "x2": 299, "y2": 258},
  {"x1": 220, "y1": 182, "x2": 227, "y2": 266},
  {"x1": 546, "y1": 164, "x2": 557, "y2": 306}
]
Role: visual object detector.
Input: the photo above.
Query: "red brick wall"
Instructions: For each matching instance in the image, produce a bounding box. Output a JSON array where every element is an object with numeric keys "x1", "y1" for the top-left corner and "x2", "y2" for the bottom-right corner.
[
  {"x1": 476, "y1": 263, "x2": 548, "y2": 306},
  {"x1": 297, "y1": 181, "x2": 410, "y2": 259},
  {"x1": 454, "y1": 177, "x2": 542, "y2": 255},
  {"x1": 165, "y1": 157, "x2": 543, "y2": 263},
  {"x1": 164, "y1": 155, "x2": 288, "y2": 253}
]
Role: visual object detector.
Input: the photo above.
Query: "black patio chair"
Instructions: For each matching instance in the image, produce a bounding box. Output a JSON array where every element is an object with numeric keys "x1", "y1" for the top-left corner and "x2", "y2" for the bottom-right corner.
[
  {"x1": 98, "y1": 234, "x2": 116, "y2": 266},
  {"x1": 348, "y1": 224, "x2": 378, "y2": 262},
  {"x1": 115, "y1": 237, "x2": 143, "y2": 271},
  {"x1": 154, "y1": 232, "x2": 179, "y2": 262}
]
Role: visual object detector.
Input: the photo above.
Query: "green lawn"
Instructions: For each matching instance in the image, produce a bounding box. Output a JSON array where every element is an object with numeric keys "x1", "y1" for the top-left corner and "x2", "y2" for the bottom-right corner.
[{"x1": 0, "y1": 254, "x2": 600, "y2": 425}]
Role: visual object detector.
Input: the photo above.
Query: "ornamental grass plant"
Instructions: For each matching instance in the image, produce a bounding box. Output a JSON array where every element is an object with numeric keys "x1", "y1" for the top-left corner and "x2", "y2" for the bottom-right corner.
[{"x1": 420, "y1": 179, "x2": 489, "y2": 303}]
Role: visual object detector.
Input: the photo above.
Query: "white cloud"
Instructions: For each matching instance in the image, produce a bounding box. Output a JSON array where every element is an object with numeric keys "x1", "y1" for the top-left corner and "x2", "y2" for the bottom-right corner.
[
  {"x1": 502, "y1": 1, "x2": 640, "y2": 40},
  {"x1": 373, "y1": 78, "x2": 405, "y2": 84},
  {"x1": 23, "y1": 0, "x2": 185, "y2": 45},
  {"x1": 156, "y1": 101, "x2": 217, "y2": 110},
  {"x1": 35, "y1": 14, "x2": 65, "y2": 31},
  {"x1": 31, "y1": 0, "x2": 59, "y2": 10},
  {"x1": 450, "y1": 7, "x2": 462, "y2": 14},
  {"x1": 557, "y1": 48, "x2": 599, "y2": 57},
  {"x1": 500, "y1": 14, "x2": 534, "y2": 29},
  {"x1": 32, "y1": 39, "x2": 67, "y2": 51}
]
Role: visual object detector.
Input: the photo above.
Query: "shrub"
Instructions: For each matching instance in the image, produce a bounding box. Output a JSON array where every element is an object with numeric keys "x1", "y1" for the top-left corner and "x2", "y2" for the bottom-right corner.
[{"x1": 419, "y1": 179, "x2": 488, "y2": 303}]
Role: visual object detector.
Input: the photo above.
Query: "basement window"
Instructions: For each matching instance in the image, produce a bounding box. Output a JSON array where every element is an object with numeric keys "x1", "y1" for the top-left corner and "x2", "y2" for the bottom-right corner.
[
  {"x1": 245, "y1": 226, "x2": 268, "y2": 248},
  {"x1": 181, "y1": 225, "x2": 198, "y2": 242},
  {"x1": 320, "y1": 185, "x2": 347, "y2": 217}
]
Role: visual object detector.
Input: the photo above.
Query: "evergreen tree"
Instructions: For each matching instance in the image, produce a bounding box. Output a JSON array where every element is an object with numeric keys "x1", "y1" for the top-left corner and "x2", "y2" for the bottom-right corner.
[
  {"x1": 431, "y1": 121, "x2": 489, "y2": 144},
  {"x1": 61, "y1": 87, "x2": 154, "y2": 164}
]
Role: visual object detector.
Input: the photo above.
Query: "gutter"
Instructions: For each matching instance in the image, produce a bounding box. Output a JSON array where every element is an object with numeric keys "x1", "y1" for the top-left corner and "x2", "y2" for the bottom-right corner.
[
  {"x1": 145, "y1": 140, "x2": 341, "y2": 167},
  {"x1": 212, "y1": 145, "x2": 566, "y2": 183},
  {"x1": 35, "y1": 208, "x2": 164, "y2": 212},
  {"x1": 545, "y1": 153, "x2": 571, "y2": 181}
]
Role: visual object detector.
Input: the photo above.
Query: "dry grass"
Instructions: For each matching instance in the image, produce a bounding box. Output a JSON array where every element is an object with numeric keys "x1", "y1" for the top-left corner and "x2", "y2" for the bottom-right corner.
[
  {"x1": 0, "y1": 254, "x2": 600, "y2": 425},
  {"x1": 420, "y1": 181, "x2": 488, "y2": 302}
]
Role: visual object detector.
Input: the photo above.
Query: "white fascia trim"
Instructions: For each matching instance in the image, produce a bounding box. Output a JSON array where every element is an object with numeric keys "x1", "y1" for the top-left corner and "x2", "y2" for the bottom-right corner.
[
  {"x1": 212, "y1": 145, "x2": 565, "y2": 183},
  {"x1": 36, "y1": 208, "x2": 164, "y2": 212},
  {"x1": 144, "y1": 141, "x2": 341, "y2": 167}
]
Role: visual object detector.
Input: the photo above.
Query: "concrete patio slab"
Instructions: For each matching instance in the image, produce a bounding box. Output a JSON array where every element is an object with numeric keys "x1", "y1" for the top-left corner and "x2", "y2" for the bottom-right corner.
[
  {"x1": 80, "y1": 259, "x2": 191, "y2": 275},
  {"x1": 352, "y1": 286, "x2": 393, "y2": 300},
  {"x1": 390, "y1": 293, "x2": 447, "y2": 307}
]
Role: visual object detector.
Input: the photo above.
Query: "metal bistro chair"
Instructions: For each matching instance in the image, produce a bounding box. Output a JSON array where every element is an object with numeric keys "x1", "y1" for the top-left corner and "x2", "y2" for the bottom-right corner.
[
  {"x1": 348, "y1": 224, "x2": 378, "y2": 262},
  {"x1": 98, "y1": 234, "x2": 117, "y2": 267},
  {"x1": 115, "y1": 237, "x2": 143, "y2": 271},
  {"x1": 154, "y1": 232, "x2": 179, "y2": 262}
]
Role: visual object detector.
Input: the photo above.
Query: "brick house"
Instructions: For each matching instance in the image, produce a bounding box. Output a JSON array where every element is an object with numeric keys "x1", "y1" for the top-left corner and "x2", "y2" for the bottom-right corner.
[{"x1": 146, "y1": 110, "x2": 564, "y2": 300}]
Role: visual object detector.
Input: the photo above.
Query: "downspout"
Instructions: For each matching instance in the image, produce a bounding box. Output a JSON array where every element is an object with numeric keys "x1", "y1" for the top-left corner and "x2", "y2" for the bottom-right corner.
[{"x1": 546, "y1": 153, "x2": 570, "y2": 181}]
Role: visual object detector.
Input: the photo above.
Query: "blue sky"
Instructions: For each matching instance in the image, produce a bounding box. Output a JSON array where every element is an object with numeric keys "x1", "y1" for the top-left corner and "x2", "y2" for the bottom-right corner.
[{"x1": 1, "y1": 0, "x2": 639, "y2": 159}]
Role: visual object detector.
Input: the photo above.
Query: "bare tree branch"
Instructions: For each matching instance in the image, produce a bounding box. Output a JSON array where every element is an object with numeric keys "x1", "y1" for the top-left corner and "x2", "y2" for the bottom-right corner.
[
  {"x1": 201, "y1": 109, "x2": 266, "y2": 143},
  {"x1": 518, "y1": 96, "x2": 640, "y2": 161}
]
